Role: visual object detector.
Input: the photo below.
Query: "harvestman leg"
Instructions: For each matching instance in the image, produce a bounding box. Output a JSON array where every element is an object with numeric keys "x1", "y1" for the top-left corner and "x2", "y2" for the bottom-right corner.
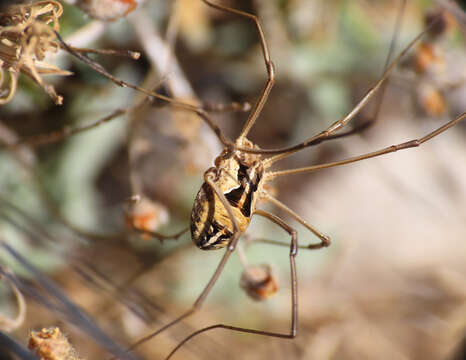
[
  {"x1": 250, "y1": 193, "x2": 330, "y2": 250},
  {"x1": 285, "y1": 0, "x2": 406, "y2": 146},
  {"x1": 55, "y1": 32, "x2": 232, "y2": 149},
  {"x1": 202, "y1": 0, "x2": 275, "y2": 141},
  {"x1": 164, "y1": 209, "x2": 298, "y2": 360},
  {"x1": 123, "y1": 172, "x2": 243, "y2": 353},
  {"x1": 333, "y1": 0, "x2": 406, "y2": 139},
  {"x1": 266, "y1": 112, "x2": 466, "y2": 178},
  {"x1": 234, "y1": 12, "x2": 445, "y2": 157},
  {"x1": 27, "y1": 0, "x2": 273, "y2": 152},
  {"x1": 54, "y1": 0, "x2": 274, "y2": 151},
  {"x1": 265, "y1": 194, "x2": 330, "y2": 249}
]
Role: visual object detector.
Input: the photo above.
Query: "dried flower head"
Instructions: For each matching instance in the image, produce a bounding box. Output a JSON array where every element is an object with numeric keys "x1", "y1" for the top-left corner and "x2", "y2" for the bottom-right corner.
[
  {"x1": 414, "y1": 42, "x2": 446, "y2": 75},
  {"x1": 0, "y1": 1, "x2": 72, "y2": 105},
  {"x1": 28, "y1": 327, "x2": 83, "y2": 360},
  {"x1": 124, "y1": 195, "x2": 170, "y2": 237},
  {"x1": 76, "y1": 0, "x2": 143, "y2": 21},
  {"x1": 419, "y1": 84, "x2": 446, "y2": 116},
  {"x1": 424, "y1": 8, "x2": 456, "y2": 40},
  {"x1": 240, "y1": 264, "x2": 279, "y2": 301}
]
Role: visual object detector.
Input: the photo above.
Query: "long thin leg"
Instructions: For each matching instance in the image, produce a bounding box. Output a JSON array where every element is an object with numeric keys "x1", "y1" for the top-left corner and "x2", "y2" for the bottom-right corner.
[
  {"x1": 333, "y1": 0, "x2": 406, "y2": 139},
  {"x1": 232, "y1": 13, "x2": 444, "y2": 158},
  {"x1": 164, "y1": 210, "x2": 298, "y2": 360},
  {"x1": 1, "y1": 96, "x2": 249, "y2": 151},
  {"x1": 129, "y1": 226, "x2": 189, "y2": 243},
  {"x1": 122, "y1": 250, "x2": 233, "y2": 354},
  {"x1": 121, "y1": 173, "x2": 243, "y2": 354},
  {"x1": 55, "y1": 32, "x2": 233, "y2": 149},
  {"x1": 3, "y1": 107, "x2": 129, "y2": 150},
  {"x1": 266, "y1": 112, "x2": 466, "y2": 179},
  {"x1": 202, "y1": 0, "x2": 275, "y2": 140},
  {"x1": 62, "y1": 45, "x2": 141, "y2": 59},
  {"x1": 265, "y1": 194, "x2": 330, "y2": 249},
  {"x1": 248, "y1": 238, "x2": 318, "y2": 250}
]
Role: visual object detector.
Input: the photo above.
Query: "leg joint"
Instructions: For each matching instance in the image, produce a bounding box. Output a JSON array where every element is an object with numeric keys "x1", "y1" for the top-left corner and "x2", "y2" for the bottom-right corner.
[
  {"x1": 290, "y1": 229, "x2": 298, "y2": 256},
  {"x1": 322, "y1": 235, "x2": 331, "y2": 247},
  {"x1": 267, "y1": 61, "x2": 276, "y2": 81}
]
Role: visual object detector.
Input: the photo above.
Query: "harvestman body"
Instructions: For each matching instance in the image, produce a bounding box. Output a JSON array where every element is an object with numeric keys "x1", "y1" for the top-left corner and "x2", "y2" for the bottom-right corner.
[
  {"x1": 190, "y1": 136, "x2": 328, "y2": 251},
  {"x1": 191, "y1": 138, "x2": 267, "y2": 250},
  {"x1": 59, "y1": 0, "x2": 465, "y2": 358}
]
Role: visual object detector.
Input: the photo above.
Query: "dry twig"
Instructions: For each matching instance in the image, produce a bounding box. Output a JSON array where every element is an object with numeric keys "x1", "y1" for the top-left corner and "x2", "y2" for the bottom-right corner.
[{"x1": 0, "y1": 267, "x2": 26, "y2": 332}]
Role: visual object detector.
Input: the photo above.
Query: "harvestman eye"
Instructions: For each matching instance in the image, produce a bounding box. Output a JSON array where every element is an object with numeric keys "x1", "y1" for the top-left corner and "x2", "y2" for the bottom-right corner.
[{"x1": 53, "y1": 0, "x2": 465, "y2": 359}]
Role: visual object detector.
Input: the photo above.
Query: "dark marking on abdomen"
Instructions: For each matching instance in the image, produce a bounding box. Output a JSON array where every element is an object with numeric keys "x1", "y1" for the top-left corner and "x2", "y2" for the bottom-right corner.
[{"x1": 224, "y1": 163, "x2": 261, "y2": 218}]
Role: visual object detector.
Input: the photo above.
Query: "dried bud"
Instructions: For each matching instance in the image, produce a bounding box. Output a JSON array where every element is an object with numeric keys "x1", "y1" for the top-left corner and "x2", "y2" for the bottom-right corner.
[
  {"x1": 0, "y1": 1, "x2": 72, "y2": 105},
  {"x1": 125, "y1": 196, "x2": 169, "y2": 236},
  {"x1": 424, "y1": 8, "x2": 455, "y2": 39},
  {"x1": 419, "y1": 85, "x2": 446, "y2": 116},
  {"x1": 414, "y1": 42, "x2": 445, "y2": 75},
  {"x1": 240, "y1": 264, "x2": 279, "y2": 301},
  {"x1": 28, "y1": 327, "x2": 83, "y2": 360},
  {"x1": 75, "y1": 0, "x2": 144, "y2": 21}
]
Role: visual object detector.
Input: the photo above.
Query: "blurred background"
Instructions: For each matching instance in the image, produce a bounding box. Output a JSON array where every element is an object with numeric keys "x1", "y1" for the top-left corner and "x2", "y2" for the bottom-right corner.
[{"x1": 0, "y1": 0, "x2": 465, "y2": 359}]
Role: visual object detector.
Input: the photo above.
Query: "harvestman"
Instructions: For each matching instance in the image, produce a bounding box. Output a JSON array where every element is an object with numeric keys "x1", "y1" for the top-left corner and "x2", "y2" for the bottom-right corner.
[{"x1": 59, "y1": 1, "x2": 465, "y2": 359}]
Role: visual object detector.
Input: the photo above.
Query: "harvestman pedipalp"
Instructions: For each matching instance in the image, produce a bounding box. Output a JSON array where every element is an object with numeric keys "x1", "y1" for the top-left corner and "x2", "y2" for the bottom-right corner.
[{"x1": 55, "y1": 1, "x2": 465, "y2": 359}]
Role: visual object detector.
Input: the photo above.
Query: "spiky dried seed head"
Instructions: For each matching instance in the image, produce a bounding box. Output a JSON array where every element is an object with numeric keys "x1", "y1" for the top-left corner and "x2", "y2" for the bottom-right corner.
[
  {"x1": 28, "y1": 327, "x2": 83, "y2": 360},
  {"x1": 0, "y1": 1, "x2": 72, "y2": 105}
]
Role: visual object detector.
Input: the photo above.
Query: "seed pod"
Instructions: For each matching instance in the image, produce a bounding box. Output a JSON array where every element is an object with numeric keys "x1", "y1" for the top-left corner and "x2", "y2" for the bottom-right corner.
[
  {"x1": 75, "y1": 0, "x2": 144, "y2": 21},
  {"x1": 419, "y1": 84, "x2": 446, "y2": 116},
  {"x1": 424, "y1": 8, "x2": 455, "y2": 40},
  {"x1": 414, "y1": 42, "x2": 445, "y2": 75},
  {"x1": 240, "y1": 264, "x2": 278, "y2": 301},
  {"x1": 124, "y1": 196, "x2": 169, "y2": 236}
]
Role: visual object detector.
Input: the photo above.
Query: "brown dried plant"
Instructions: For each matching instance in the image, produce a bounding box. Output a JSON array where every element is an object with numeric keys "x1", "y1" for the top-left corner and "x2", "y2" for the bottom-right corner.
[
  {"x1": 0, "y1": 1, "x2": 72, "y2": 105},
  {"x1": 28, "y1": 327, "x2": 84, "y2": 360}
]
